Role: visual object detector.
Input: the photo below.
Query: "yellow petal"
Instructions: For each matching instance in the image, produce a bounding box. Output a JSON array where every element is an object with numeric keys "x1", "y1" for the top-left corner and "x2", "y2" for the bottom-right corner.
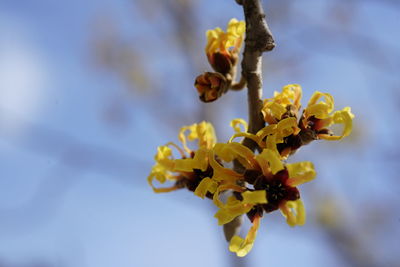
[
  {"x1": 212, "y1": 184, "x2": 245, "y2": 209},
  {"x1": 227, "y1": 18, "x2": 245, "y2": 36},
  {"x1": 205, "y1": 19, "x2": 245, "y2": 55},
  {"x1": 151, "y1": 145, "x2": 180, "y2": 188},
  {"x1": 147, "y1": 165, "x2": 181, "y2": 193},
  {"x1": 275, "y1": 117, "x2": 299, "y2": 142},
  {"x1": 214, "y1": 203, "x2": 252, "y2": 225},
  {"x1": 164, "y1": 142, "x2": 185, "y2": 157},
  {"x1": 256, "y1": 149, "x2": 284, "y2": 175},
  {"x1": 194, "y1": 177, "x2": 218, "y2": 199},
  {"x1": 265, "y1": 134, "x2": 280, "y2": 152},
  {"x1": 213, "y1": 143, "x2": 258, "y2": 169},
  {"x1": 296, "y1": 200, "x2": 306, "y2": 225},
  {"x1": 255, "y1": 118, "x2": 299, "y2": 152},
  {"x1": 241, "y1": 190, "x2": 267, "y2": 204},
  {"x1": 305, "y1": 91, "x2": 334, "y2": 119},
  {"x1": 226, "y1": 195, "x2": 240, "y2": 205},
  {"x1": 230, "y1": 118, "x2": 248, "y2": 133},
  {"x1": 261, "y1": 83, "x2": 303, "y2": 123},
  {"x1": 280, "y1": 84, "x2": 302, "y2": 104},
  {"x1": 319, "y1": 107, "x2": 354, "y2": 141},
  {"x1": 205, "y1": 28, "x2": 223, "y2": 54},
  {"x1": 284, "y1": 84, "x2": 302, "y2": 109},
  {"x1": 229, "y1": 119, "x2": 263, "y2": 147},
  {"x1": 198, "y1": 121, "x2": 217, "y2": 149},
  {"x1": 229, "y1": 132, "x2": 263, "y2": 148},
  {"x1": 214, "y1": 205, "x2": 253, "y2": 225},
  {"x1": 206, "y1": 28, "x2": 222, "y2": 40},
  {"x1": 192, "y1": 148, "x2": 209, "y2": 171},
  {"x1": 214, "y1": 209, "x2": 239, "y2": 226},
  {"x1": 212, "y1": 187, "x2": 261, "y2": 225},
  {"x1": 279, "y1": 202, "x2": 296, "y2": 227},
  {"x1": 229, "y1": 216, "x2": 261, "y2": 257},
  {"x1": 154, "y1": 146, "x2": 175, "y2": 170},
  {"x1": 178, "y1": 121, "x2": 216, "y2": 153},
  {"x1": 229, "y1": 142, "x2": 259, "y2": 169},
  {"x1": 256, "y1": 124, "x2": 277, "y2": 140},
  {"x1": 262, "y1": 84, "x2": 302, "y2": 120},
  {"x1": 305, "y1": 103, "x2": 331, "y2": 119},
  {"x1": 279, "y1": 199, "x2": 306, "y2": 226},
  {"x1": 179, "y1": 125, "x2": 192, "y2": 154},
  {"x1": 307, "y1": 91, "x2": 334, "y2": 110},
  {"x1": 152, "y1": 185, "x2": 180, "y2": 193},
  {"x1": 209, "y1": 150, "x2": 243, "y2": 183},
  {"x1": 173, "y1": 158, "x2": 196, "y2": 172},
  {"x1": 174, "y1": 148, "x2": 208, "y2": 172},
  {"x1": 262, "y1": 102, "x2": 287, "y2": 121},
  {"x1": 148, "y1": 164, "x2": 167, "y2": 184},
  {"x1": 226, "y1": 19, "x2": 245, "y2": 51},
  {"x1": 214, "y1": 205, "x2": 251, "y2": 225},
  {"x1": 286, "y1": 161, "x2": 316, "y2": 186},
  {"x1": 213, "y1": 189, "x2": 265, "y2": 225}
]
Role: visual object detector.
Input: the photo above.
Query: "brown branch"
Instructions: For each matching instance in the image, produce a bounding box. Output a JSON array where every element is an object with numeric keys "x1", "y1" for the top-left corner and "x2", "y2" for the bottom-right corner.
[
  {"x1": 224, "y1": 0, "x2": 275, "y2": 242},
  {"x1": 240, "y1": 0, "x2": 275, "y2": 150}
]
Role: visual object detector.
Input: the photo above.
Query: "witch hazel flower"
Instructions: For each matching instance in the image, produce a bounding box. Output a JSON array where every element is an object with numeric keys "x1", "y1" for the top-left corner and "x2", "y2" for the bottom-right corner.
[{"x1": 231, "y1": 84, "x2": 354, "y2": 157}]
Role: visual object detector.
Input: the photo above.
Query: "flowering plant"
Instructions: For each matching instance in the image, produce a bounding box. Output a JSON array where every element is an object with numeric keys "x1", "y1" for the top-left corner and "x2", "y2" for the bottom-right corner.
[{"x1": 149, "y1": 10, "x2": 354, "y2": 257}]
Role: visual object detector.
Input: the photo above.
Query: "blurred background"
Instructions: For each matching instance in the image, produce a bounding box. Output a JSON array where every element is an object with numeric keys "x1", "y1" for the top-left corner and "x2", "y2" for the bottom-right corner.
[{"x1": 0, "y1": 0, "x2": 399, "y2": 266}]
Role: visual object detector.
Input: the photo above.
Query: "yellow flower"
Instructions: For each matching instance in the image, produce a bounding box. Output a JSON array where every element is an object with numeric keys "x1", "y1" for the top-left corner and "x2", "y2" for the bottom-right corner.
[
  {"x1": 229, "y1": 117, "x2": 300, "y2": 156},
  {"x1": 205, "y1": 18, "x2": 245, "y2": 74},
  {"x1": 262, "y1": 84, "x2": 302, "y2": 124},
  {"x1": 208, "y1": 142, "x2": 316, "y2": 257},
  {"x1": 148, "y1": 85, "x2": 351, "y2": 257},
  {"x1": 147, "y1": 121, "x2": 217, "y2": 195},
  {"x1": 301, "y1": 92, "x2": 354, "y2": 141},
  {"x1": 231, "y1": 85, "x2": 354, "y2": 156}
]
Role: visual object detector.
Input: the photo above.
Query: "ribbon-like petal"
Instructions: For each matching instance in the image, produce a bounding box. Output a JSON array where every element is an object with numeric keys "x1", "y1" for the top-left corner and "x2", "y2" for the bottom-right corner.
[
  {"x1": 279, "y1": 199, "x2": 306, "y2": 226},
  {"x1": 286, "y1": 161, "x2": 316, "y2": 187},
  {"x1": 229, "y1": 216, "x2": 261, "y2": 257}
]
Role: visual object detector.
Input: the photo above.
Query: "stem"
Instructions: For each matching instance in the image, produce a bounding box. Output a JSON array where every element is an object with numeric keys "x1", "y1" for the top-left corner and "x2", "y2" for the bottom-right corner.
[
  {"x1": 224, "y1": 0, "x2": 275, "y2": 246},
  {"x1": 240, "y1": 0, "x2": 275, "y2": 150},
  {"x1": 230, "y1": 75, "x2": 247, "y2": 91}
]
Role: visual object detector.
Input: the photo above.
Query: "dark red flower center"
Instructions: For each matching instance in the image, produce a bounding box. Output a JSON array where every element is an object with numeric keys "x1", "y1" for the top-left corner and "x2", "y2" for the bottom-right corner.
[
  {"x1": 174, "y1": 151, "x2": 217, "y2": 199},
  {"x1": 243, "y1": 168, "x2": 300, "y2": 221}
]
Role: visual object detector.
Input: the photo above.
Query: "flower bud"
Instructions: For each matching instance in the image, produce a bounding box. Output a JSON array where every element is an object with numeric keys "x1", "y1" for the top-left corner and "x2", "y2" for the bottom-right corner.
[
  {"x1": 195, "y1": 72, "x2": 228, "y2": 103},
  {"x1": 205, "y1": 19, "x2": 245, "y2": 74},
  {"x1": 207, "y1": 51, "x2": 237, "y2": 74}
]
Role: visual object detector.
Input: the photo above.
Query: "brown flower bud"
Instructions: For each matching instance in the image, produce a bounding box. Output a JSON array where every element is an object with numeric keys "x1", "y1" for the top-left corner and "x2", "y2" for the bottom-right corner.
[
  {"x1": 207, "y1": 51, "x2": 238, "y2": 75},
  {"x1": 194, "y1": 72, "x2": 228, "y2": 103}
]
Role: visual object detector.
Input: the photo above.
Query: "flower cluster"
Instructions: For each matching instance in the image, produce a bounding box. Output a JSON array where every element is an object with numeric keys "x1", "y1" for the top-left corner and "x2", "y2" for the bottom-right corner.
[
  {"x1": 150, "y1": 16, "x2": 354, "y2": 258},
  {"x1": 195, "y1": 18, "x2": 245, "y2": 102},
  {"x1": 230, "y1": 84, "x2": 354, "y2": 158},
  {"x1": 148, "y1": 84, "x2": 354, "y2": 257}
]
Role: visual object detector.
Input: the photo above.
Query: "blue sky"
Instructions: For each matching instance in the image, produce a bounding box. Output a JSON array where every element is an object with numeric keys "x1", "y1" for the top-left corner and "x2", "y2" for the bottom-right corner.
[{"x1": 0, "y1": 1, "x2": 399, "y2": 266}]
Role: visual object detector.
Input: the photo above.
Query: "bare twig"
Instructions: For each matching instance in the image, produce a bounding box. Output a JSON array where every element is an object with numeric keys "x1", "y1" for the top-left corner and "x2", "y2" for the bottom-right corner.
[
  {"x1": 224, "y1": 0, "x2": 275, "y2": 242},
  {"x1": 239, "y1": 0, "x2": 274, "y2": 151},
  {"x1": 230, "y1": 75, "x2": 247, "y2": 91}
]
